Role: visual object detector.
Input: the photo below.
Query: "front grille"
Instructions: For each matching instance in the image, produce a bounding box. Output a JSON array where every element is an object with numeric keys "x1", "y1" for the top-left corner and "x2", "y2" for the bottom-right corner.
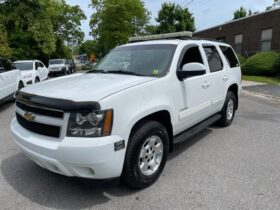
[
  {"x1": 16, "y1": 113, "x2": 61, "y2": 138},
  {"x1": 16, "y1": 101, "x2": 64, "y2": 118},
  {"x1": 51, "y1": 67, "x2": 60, "y2": 71}
]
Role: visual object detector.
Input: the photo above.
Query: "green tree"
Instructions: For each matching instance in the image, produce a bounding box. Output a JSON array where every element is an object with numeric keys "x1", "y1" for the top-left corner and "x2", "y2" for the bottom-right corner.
[
  {"x1": 155, "y1": 3, "x2": 195, "y2": 34},
  {"x1": 267, "y1": 0, "x2": 280, "y2": 10},
  {"x1": 233, "y1": 6, "x2": 247, "y2": 20},
  {"x1": 0, "y1": 0, "x2": 86, "y2": 61},
  {"x1": 79, "y1": 40, "x2": 99, "y2": 57},
  {"x1": 90, "y1": 0, "x2": 150, "y2": 55},
  {"x1": 52, "y1": 2, "x2": 86, "y2": 46},
  {"x1": 0, "y1": 23, "x2": 12, "y2": 58}
]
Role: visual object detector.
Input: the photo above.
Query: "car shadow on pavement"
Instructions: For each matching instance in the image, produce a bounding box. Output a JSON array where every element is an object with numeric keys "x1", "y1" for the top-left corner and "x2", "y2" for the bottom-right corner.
[
  {"x1": 1, "y1": 128, "x2": 213, "y2": 209},
  {"x1": 0, "y1": 101, "x2": 14, "y2": 114},
  {"x1": 1, "y1": 153, "x2": 138, "y2": 209},
  {"x1": 168, "y1": 128, "x2": 212, "y2": 161}
]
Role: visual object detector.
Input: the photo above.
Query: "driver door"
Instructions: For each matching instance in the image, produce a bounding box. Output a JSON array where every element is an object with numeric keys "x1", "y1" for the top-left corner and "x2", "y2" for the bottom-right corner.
[{"x1": 177, "y1": 44, "x2": 212, "y2": 131}]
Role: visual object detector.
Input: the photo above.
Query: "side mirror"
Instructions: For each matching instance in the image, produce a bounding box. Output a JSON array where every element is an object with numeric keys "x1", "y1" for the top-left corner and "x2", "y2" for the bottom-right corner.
[{"x1": 177, "y1": 62, "x2": 206, "y2": 81}]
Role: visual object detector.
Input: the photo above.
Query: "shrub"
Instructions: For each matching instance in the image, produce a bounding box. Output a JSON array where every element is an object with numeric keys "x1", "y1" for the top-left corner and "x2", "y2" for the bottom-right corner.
[
  {"x1": 237, "y1": 54, "x2": 247, "y2": 65},
  {"x1": 242, "y1": 52, "x2": 279, "y2": 76},
  {"x1": 273, "y1": 54, "x2": 280, "y2": 76}
]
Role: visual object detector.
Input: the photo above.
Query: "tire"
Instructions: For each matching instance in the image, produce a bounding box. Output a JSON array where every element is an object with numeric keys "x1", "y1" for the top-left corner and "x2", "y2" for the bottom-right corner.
[
  {"x1": 121, "y1": 121, "x2": 169, "y2": 189},
  {"x1": 35, "y1": 78, "x2": 40, "y2": 83},
  {"x1": 18, "y1": 81, "x2": 24, "y2": 90},
  {"x1": 217, "y1": 91, "x2": 236, "y2": 127}
]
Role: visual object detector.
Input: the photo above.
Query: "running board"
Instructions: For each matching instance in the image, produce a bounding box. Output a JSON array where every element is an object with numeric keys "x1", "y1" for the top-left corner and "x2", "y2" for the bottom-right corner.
[{"x1": 173, "y1": 114, "x2": 221, "y2": 144}]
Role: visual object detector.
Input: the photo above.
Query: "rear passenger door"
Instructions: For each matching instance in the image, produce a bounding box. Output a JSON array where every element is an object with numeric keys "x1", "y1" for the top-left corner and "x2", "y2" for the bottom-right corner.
[{"x1": 202, "y1": 45, "x2": 228, "y2": 114}]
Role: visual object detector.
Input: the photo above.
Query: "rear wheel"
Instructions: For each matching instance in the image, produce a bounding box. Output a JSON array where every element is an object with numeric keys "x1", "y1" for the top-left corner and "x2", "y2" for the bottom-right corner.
[
  {"x1": 121, "y1": 121, "x2": 169, "y2": 189},
  {"x1": 217, "y1": 91, "x2": 236, "y2": 127}
]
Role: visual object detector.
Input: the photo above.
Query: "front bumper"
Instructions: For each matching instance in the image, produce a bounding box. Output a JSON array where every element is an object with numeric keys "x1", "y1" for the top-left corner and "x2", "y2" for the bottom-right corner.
[
  {"x1": 11, "y1": 118, "x2": 126, "y2": 179},
  {"x1": 22, "y1": 77, "x2": 33, "y2": 86},
  {"x1": 49, "y1": 68, "x2": 64, "y2": 73}
]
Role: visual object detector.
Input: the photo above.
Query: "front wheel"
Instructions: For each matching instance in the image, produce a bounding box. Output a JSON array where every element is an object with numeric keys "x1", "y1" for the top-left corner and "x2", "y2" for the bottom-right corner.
[
  {"x1": 217, "y1": 91, "x2": 236, "y2": 127},
  {"x1": 18, "y1": 81, "x2": 24, "y2": 90},
  {"x1": 35, "y1": 78, "x2": 40, "y2": 83},
  {"x1": 121, "y1": 121, "x2": 169, "y2": 189}
]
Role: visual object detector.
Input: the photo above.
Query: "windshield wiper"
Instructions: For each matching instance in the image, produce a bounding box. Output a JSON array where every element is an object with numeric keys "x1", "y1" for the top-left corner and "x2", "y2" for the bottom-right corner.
[{"x1": 107, "y1": 70, "x2": 144, "y2": 76}]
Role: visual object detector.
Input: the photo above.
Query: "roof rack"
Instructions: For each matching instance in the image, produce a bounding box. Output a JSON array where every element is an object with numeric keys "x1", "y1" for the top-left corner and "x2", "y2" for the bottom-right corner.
[{"x1": 129, "y1": 31, "x2": 193, "y2": 43}]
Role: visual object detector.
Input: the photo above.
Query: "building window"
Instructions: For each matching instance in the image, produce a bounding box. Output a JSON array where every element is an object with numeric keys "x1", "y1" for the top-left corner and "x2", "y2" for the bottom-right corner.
[
  {"x1": 261, "y1": 28, "x2": 272, "y2": 51},
  {"x1": 234, "y1": 34, "x2": 243, "y2": 54}
]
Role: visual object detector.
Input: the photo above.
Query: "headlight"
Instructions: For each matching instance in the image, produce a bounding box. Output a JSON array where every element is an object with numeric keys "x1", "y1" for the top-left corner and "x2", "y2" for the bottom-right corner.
[
  {"x1": 23, "y1": 73, "x2": 32, "y2": 78},
  {"x1": 67, "y1": 109, "x2": 113, "y2": 137}
]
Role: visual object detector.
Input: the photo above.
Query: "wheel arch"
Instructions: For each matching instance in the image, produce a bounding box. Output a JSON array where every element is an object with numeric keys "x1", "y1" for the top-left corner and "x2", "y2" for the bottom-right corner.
[
  {"x1": 128, "y1": 110, "x2": 174, "y2": 152},
  {"x1": 228, "y1": 83, "x2": 238, "y2": 110}
]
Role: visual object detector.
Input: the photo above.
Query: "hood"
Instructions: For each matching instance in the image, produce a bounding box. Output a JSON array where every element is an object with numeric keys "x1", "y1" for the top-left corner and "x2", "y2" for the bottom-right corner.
[
  {"x1": 20, "y1": 70, "x2": 34, "y2": 78},
  {"x1": 21, "y1": 73, "x2": 156, "y2": 102},
  {"x1": 20, "y1": 70, "x2": 33, "y2": 76}
]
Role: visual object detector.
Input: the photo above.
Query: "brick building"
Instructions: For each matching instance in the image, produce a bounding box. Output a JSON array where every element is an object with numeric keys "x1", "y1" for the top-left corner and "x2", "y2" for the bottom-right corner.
[{"x1": 193, "y1": 8, "x2": 280, "y2": 56}]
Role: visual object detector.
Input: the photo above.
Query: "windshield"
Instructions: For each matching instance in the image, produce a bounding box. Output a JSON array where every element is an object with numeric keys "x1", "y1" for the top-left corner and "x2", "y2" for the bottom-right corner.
[
  {"x1": 92, "y1": 44, "x2": 177, "y2": 77},
  {"x1": 49, "y1": 59, "x2": 64, "y2": 65},
  {"x1": 14, "y1": 62, "x2": 33, "y2": 71}
]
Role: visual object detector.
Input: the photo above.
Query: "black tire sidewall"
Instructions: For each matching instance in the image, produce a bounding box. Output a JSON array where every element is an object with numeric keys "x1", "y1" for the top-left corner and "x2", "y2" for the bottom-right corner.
[
  {"x1": 122, "y1": 121, "x2": 169, "y2": 188},
  {"x1": 18, "y1": 82, "x2": 24, "y2": 90},
  {"x1": 221, "y1": 91, "x2": 236, "y2": 126}
]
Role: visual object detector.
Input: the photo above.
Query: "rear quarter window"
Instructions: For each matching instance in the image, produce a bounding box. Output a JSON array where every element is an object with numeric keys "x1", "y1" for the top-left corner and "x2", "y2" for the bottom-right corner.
[{"x1": 219, "y1": 46, "x2": 240, "y2": 68}]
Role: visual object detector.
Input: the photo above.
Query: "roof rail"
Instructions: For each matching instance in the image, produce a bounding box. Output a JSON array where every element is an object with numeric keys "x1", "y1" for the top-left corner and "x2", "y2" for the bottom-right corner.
[
  {"x1": 190, "y1": 37, "x2": 225, "y2": 43},
  {"x1": 129, "y1": 31, "x2": 193, "y2": 43}
]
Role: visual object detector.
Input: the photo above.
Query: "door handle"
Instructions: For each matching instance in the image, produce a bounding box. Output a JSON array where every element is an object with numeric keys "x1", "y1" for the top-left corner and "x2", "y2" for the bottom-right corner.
[
  {"x1": 202, "y1": 81, "x2": 210, "y2": 89},
  {"x1": 223, "y1": 75, "x2": 229, "y2": 81}
]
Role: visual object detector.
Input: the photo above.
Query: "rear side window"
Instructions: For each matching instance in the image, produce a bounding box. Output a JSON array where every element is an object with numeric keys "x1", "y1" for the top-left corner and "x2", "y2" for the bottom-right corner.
[
  {"x1": 219, "y1": 46, "x2": 239, "y2": 68},
  {"x1": 203, "y1": 46, "x2": 223, "y2": 73}
]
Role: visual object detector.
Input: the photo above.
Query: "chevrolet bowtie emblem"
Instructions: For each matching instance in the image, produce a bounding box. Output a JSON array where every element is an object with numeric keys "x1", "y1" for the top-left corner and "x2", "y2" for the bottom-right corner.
[{"x1": 23, "y1": 112, "x2": 35, "y2": 122}]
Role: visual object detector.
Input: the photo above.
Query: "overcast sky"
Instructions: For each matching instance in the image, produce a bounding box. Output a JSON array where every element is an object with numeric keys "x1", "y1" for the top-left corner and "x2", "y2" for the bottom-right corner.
[{"x1": 66, "y1": 0, "x2": 274, "y2": 40}]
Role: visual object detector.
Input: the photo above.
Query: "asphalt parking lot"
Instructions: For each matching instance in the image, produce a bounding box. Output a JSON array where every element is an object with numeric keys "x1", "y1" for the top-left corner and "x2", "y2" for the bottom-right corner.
[{"x1": 0, "y1": 94, "x2": 280, "y2": 210}]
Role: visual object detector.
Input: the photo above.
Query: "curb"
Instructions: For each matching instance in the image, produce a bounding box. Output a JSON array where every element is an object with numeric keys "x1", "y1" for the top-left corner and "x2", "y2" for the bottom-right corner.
[{"x1": 242, "y1": 90, "x2": 280, "y2": 102}]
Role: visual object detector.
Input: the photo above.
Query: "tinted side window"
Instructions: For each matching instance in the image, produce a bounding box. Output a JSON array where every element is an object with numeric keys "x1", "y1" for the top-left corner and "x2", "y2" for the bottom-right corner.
[
  {"x1": 35, "y1": 62, "x2": 40, "y2": 70},
  {"x1": 39, "y1": 62, "x2": 44, "y2": 68},
  {"x1": 219, "y1": 46, "x2": 239, "y2": 68},
  {"x1": 180, "y1": 46, "x2": 203, "y2": 69},
  {"x1": 203, "y1": 46, "x2": 223, "y2": 72},
  {"x1": 1, "y1": 59, "x2": 15, "y2": 71}
]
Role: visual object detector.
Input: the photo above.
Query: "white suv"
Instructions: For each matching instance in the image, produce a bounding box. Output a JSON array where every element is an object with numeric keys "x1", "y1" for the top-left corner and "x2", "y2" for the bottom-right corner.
[
  {"x1": 48, "y1": 59, "x2": 70, "y2": 75},
  {"x1": 14, "y1": 60, "x2": 49, "y2": 87},
  {"x1": 11, "y1": 32, "x2": 241, "y2": 188},
  {"x1": 0, "y1": 58, "x2": 21, "y2": 104}
]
